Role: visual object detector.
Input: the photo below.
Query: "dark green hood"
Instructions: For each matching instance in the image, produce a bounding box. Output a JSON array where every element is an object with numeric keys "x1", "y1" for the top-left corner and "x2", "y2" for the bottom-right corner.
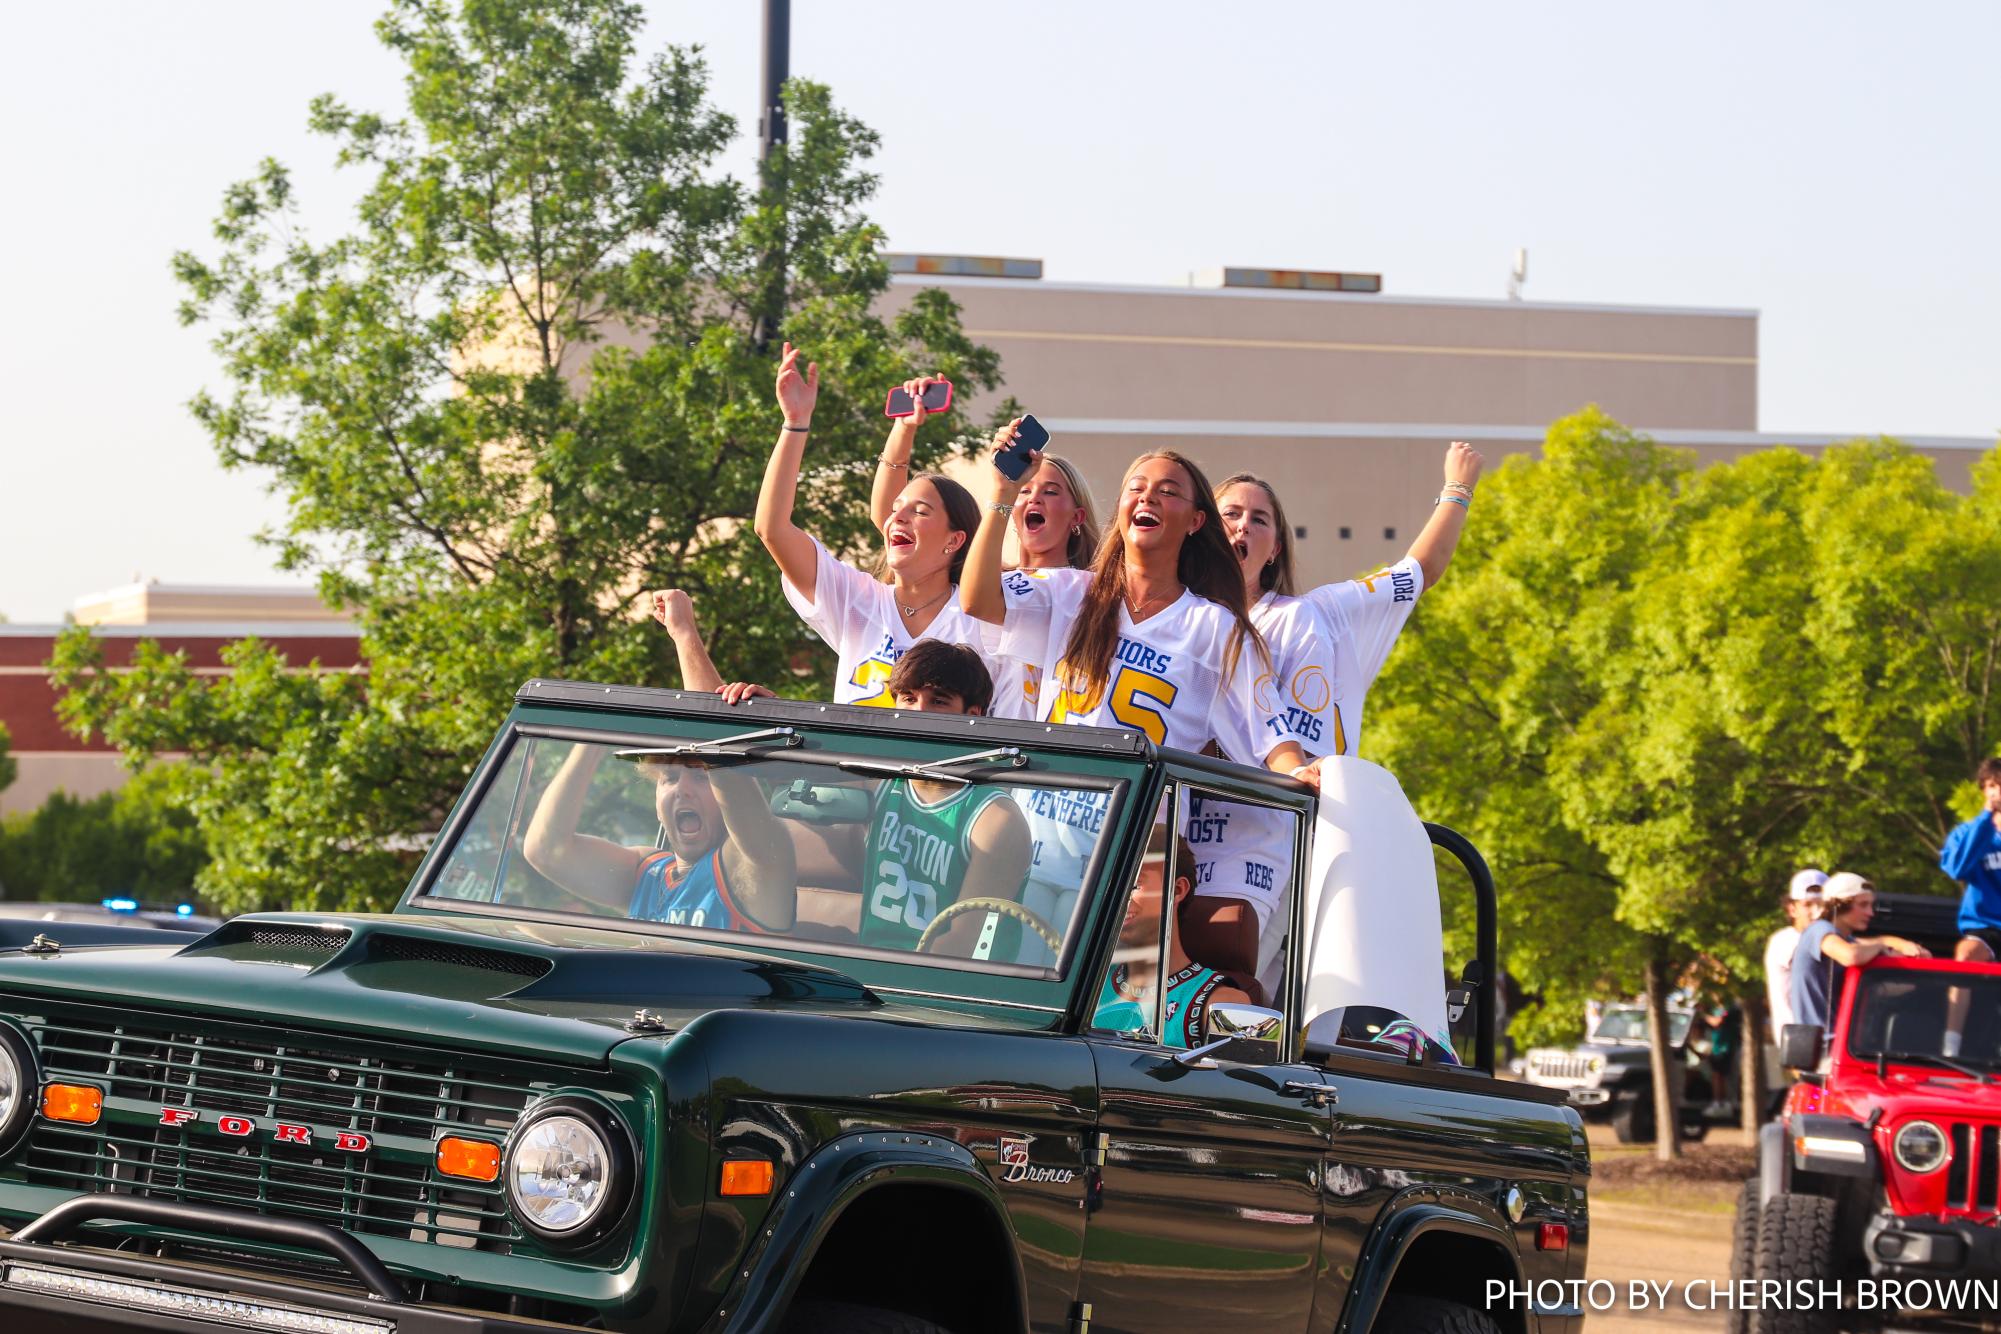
[{"x1": 0, "y1": 911, "x2": 880, "y2": 1066}]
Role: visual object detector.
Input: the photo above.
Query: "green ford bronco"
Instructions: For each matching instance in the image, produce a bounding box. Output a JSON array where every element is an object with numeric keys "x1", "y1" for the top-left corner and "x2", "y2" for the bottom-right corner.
[{"x1": 0, "y1": 680, "x2": 1588, "y2": 1333}]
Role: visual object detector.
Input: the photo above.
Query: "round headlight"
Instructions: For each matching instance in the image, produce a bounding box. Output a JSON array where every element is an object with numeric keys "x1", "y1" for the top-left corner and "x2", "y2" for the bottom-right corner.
[
  {"x1": 505, "y1": 1101, "x2": 632, "y2": 1244},
  {"x1": 1586, "y1": 1056, "x2": 1606, "y2": 1075},
  {"x1": 0, "y1": 1026, "x2": 34, "y2": 1154},
  {"x1": 1893, "y1": 1120, "x2": 1949, "y2": 1174}
]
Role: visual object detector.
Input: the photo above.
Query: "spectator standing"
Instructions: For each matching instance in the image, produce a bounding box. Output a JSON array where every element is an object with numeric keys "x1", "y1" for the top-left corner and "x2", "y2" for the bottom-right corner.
[
  {"x1": 1940, "y1": 757, "x2": 2001, "y2": 962},
  {"x1": 1788, "y1": 872, "x2": 1928, "y2": 1035},
  {"x1": 1764, "y1": 869, "x2": 1826, "y2": 1035}
]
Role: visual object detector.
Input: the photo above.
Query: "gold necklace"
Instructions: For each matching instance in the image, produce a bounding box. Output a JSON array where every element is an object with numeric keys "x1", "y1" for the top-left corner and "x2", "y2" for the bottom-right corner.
[{"x1": 1125, "y1": 588, "x2": 1177, "y2": 620}]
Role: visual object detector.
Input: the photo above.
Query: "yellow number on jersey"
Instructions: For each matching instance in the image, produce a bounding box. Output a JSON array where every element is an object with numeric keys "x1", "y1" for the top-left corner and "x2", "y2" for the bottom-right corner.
[
  {"x1": 1049, "y1": 662, "x2": 1177, "y2": 746},
  {"x1": 848, "y1": 658, "x2": 894, "y2": 708}
]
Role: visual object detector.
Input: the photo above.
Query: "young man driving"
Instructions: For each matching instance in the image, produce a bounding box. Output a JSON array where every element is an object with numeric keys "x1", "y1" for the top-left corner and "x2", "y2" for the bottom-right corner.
[{"x1": 1093, "y1": 824, "x2": 1253, "y2": 1049}]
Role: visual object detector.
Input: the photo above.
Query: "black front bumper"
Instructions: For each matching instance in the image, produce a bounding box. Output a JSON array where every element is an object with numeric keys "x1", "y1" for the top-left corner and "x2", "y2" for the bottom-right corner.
[
  {"x1": 1865, "y1": 1210, "x2": 2001, "y2": 1281},
  {"x1": 0, "y1": 1196, "x2": 588, "y2": 1332}
]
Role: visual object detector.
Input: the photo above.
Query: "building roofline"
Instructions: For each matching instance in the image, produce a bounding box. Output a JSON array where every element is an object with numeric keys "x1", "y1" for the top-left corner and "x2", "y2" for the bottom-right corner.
[
  {"x1": 891, "y1": 272, "x2": 1761, "y2": 321},
  {"x1": 0, "y1": 622, "x2": 360, "y2": 639},
  {"x1": 73, "y1": 580, "x2": 330, "y2": 602},
  {"x1": 1038, "y1": 417, "x2": 1996, "y2": 452}
]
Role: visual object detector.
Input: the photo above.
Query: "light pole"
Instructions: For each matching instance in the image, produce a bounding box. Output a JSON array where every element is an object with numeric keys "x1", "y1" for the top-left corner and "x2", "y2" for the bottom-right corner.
[{"x1": 752, "y1": 0, "x2": 790, "y2": 352}]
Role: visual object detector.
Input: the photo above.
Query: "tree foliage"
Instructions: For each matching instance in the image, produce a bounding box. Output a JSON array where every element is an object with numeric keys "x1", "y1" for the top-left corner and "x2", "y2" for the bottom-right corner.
[
  {"x1": 0, "y1": 723, "x2": 14, "y2": 797},
  {"x1": 0, "y1": 769, "x2": 207, "y2": 905},
  {"x1": 1374, "y1": 410, "x2": 2001, "y2": 1051},
  {"x1": 52, "y1": 0, "x2": 998, "y2": 915}
]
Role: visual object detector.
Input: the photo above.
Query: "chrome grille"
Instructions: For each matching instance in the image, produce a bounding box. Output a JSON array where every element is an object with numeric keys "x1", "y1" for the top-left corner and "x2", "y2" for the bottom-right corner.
[
  {"x1": 16, "y1": 1005, "x2": 542, "y2": 1253},
  {"x1": 1527, "y1": 1051, "x2": 1594, "y2": 1083}
]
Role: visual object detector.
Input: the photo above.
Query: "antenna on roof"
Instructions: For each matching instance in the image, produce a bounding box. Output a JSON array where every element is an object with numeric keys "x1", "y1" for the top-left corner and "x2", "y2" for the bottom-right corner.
[{"x1": 1507, "y1": 247, "x2": 1528, "y2": 302}]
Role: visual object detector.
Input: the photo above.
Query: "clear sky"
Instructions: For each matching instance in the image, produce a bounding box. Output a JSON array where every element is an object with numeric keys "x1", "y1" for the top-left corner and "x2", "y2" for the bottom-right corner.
[{"x1": 2, "y1": 1, "x2": 1995, "y2": 623}]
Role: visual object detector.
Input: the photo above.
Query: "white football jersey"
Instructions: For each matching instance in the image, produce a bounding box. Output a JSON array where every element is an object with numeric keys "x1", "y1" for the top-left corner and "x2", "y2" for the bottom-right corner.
[
  {"x1": 1000, "y1": 580, "x2": 1277, "y2": 765},
  {"x1": 987, "y1": 566, "x2": 1092, "y2": 721},
  {"x1": 781, "y1": 536, "x2": 1001, "y2": 707},
  {"x1": 1186, "y1": 592, "x2": 1332, "y2": 923},
  {"x1": 1296, "y1": 556, "x2": 1425, "y2": 756}
]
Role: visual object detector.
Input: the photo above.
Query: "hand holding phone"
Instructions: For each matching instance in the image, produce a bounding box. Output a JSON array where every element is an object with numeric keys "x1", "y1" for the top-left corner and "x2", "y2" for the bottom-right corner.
[
  {"x1": 885, "y1": 377, "x2": 953, "y2": 419},
  {"x1": 995, "y1": 415, "x2": 1050, "y2": 482}
]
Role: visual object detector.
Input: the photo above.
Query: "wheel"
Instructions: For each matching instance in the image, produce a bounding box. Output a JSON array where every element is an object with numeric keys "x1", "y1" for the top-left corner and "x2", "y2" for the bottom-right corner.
[
  {"x1": 778, "y1": 1300, "x2": 951, "y2": 1334},
  {"x1": 1726, "y1": 1179, "x2": 1759, "y2": 1334},
  {"x1": 1680, "y1": 1118, "x2": 1711, "y2": 1144},
  {"x1": 1611, "y1": 1091, "x2": 1655, "y2": 1143},
  {"x1": 1751, "y1": 1193, "x2": 1840, "y2": 1334},
  {"x1": 1371, "y1": 1294, "x2": 1505, "y2": 1334}
]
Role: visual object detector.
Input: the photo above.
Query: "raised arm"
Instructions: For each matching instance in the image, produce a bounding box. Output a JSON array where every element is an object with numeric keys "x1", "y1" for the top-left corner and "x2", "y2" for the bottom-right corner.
[
  {"x1": 1405, "y1": 441, "x2": 1485, "y2": 590},
  {"x1": 521, "y1": 745, "x2": 647, "y2": 910},
  {"x1": 653, "y1": 589, "x2": 724, "y2": 693},
  {"x1": 962, "y1": 420, "x2": 1030, "y2": 626},
  {"x1": 714, "y1": 765, "x2": 799, "y2": 931},
  {"x1": 871, "y1": 375, "x2": 947, "y2": 528},
  {"x1": 752, "y1": 342, "x2": 823, "y2": 600}
]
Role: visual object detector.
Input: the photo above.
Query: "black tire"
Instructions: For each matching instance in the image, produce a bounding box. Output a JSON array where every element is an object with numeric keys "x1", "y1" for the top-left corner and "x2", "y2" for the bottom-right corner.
[
  {"x1": 1371, "y1": 1294, "x2": 1505, "y2": 1334},
  {"x1": 1611, "y1": 1091, "x2": 1655, "y2": 1143},
  {"x1": 1681, "y1": 1118, "x2": 1711, "y2": 1144},
  {"x1": 1751, "y1": 1193, "x2": 1840, "y2": 1334},
  {"x1": 777, "y1": 1301, "x2": 952, "y2": 1334},
  {"x1": 1726, "y1": 1179, "x2": 1759, "y2": 1334}
]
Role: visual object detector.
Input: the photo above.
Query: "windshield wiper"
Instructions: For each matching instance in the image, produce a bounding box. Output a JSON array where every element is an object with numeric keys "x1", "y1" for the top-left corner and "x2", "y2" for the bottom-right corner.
[
  {"x1": 837, "y1": 745, "x2": 1028, "y2": 788},
  {"x1": 1870, "y1": 1048, "x2": 1994, "y2": 1083},
  {"x1": 615, "y1": 726, "x2": 801, "y2": 761}
]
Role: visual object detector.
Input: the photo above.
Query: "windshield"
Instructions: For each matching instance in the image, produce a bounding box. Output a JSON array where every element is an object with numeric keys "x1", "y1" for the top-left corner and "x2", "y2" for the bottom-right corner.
[
  {"x1": 420, "y1": 732, "x2": 1118, "y2": 980},
  {"x1": 1848, "y1": 968, "x2": 2001, "y2": 1068},
  {"x1": 1592, "y1": 1008, "x2": 1693, "y2": 1045}
]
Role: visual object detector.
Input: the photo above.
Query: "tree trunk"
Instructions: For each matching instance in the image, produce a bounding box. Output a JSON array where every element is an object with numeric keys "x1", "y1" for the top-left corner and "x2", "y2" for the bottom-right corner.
[
  {"x1": 1644, "y1": 950, "x2": 1683, "y2": 1161},
  {"x1": 1740, "y1": 991, "x2": 1766, "y2": 1136}
]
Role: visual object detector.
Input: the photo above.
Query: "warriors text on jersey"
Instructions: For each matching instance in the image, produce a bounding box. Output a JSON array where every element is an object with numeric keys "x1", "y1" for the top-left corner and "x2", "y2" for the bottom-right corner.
[
  {"x1": 781, "y1": 534, "x2": 1001, "y2": 707},
  {"x1": 1092, "y1": 962, "x2": 1238, "y2": 1050},
  {"x1": 629, "y1": 849, "x2": 761, "y2": 932},
  {"x1": 860, "y1": 782, "x2": 1013, "y2": 951},
  {"x1": 999, "y1": 579, "x2": 1278, "y2": 763}
]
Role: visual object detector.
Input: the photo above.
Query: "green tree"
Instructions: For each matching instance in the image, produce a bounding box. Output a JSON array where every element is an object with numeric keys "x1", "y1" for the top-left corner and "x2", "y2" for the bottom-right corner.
[
  {"x1": 0, "y1": 769, "x2": 207, "y2": 904},
  {"x1": 52, "y1": 0, "x2": 999, "y2": 915},
  {"x1": 0, "y1": 723, "x2": 14, "y2": 797}
]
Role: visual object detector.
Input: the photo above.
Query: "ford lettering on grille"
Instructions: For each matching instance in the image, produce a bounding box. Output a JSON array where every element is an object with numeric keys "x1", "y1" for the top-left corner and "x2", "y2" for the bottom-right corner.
[{"x1": 157, "y1": 1106, "x2": 373, "y2": 1153}]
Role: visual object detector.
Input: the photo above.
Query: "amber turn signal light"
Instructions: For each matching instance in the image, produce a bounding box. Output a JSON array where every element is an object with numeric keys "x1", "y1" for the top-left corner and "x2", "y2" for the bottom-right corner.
[
  {"x1": 41, "y1": 1084, "x2": 103, "y2": 1126},
  {"x1": 719, "y1": 1160, "x2": 774, "y2": 1197},
  {"x1": 436, "y1": 1136, "x2": 501, "y2": 1183}
]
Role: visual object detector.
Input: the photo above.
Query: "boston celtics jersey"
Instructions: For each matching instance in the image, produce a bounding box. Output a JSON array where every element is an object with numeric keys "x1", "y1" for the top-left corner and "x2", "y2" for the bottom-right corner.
[
  {"x1": 781, "y1": 534, "x2": 1001, "y2": 707},
  {"x1": 1092, "y1": 962, "x2": 1237, "y2": 1050},
  {"x1": 860, "y1": 782, "x2": 1010, "y2": 951}
]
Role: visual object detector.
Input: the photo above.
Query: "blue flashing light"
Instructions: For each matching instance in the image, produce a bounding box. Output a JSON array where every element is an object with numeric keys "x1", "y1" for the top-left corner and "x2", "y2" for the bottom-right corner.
[
  {"x1": 175, "y1": 903, "x2": 195, "y2": 917},
  {"x1": 101, "y1": 897, "x2": 140, "y2": 913}
]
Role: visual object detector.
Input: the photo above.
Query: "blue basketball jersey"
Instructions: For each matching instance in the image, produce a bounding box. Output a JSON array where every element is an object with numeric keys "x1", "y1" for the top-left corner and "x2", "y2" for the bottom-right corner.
[{"x1": 628, "y1": 849, "x2": 757, "y2": 932}]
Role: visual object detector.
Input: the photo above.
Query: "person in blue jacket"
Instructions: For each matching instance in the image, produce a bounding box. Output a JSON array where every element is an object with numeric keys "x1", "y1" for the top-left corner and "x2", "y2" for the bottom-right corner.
[{"x1": 1939, "y1": 758, "x2": 2001, "y2": 1058}]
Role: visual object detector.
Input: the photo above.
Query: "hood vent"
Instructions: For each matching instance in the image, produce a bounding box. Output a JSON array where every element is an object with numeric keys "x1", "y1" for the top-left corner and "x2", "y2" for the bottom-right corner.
[
  {"x1": 243, "y1": 924, "x2": 349, "y2": 952},
  {"x1": 182, "y1": 921, "x2": 353, "y2": 960},
  {"x1": 371, "y1": 935, "x2": 552, "y2": 980}
]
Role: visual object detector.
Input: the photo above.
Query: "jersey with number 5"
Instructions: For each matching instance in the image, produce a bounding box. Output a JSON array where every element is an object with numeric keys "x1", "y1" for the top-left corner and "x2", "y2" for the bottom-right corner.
[
  {"x1": 859, "y1": 783, "x2": 1011, "y2": 951},
  {"x1": 999, "y1": 582, "x2": 1278, "y2": 764}
]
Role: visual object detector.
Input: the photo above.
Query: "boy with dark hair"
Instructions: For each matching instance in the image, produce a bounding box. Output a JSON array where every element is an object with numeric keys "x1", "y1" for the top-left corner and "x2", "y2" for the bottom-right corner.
[
  {"x1": 885, "y1": 640, "x2": 994, "y2": 716},
  {"x1": 1093, "y1": 823, "x2": 1253, "y2": 1049},
  {"x1": 1942, "y1": 757, "x2": 2001, "y2": 964}
]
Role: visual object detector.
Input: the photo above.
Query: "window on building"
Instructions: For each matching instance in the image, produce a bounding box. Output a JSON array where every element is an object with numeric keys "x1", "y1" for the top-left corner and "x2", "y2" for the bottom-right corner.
[
  {"x1": 1383, "y1": 527, "x2": 1397, "y2": 541},
  {"x1": 1338, "y1": 527, "x2": 1351, "y2": 540},
  {"x1": 1294, "y1": 526, "x2": 1308, "y2": 540}
]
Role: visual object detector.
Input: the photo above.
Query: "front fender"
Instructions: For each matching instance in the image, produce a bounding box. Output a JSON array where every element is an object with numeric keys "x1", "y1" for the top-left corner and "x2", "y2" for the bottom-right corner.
[
  {"x1": 1337, "y1": 1192, "x2": 1525, "y2": 1334},
  {"x1": 698, "y1": 1130, "x2": 1027, "y2": 1334}
]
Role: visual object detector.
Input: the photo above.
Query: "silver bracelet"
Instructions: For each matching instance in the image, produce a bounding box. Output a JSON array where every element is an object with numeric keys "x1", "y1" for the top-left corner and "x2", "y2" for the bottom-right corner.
[{"x1": 991, "y1": 501, "x2": 1015, "y2": 516}]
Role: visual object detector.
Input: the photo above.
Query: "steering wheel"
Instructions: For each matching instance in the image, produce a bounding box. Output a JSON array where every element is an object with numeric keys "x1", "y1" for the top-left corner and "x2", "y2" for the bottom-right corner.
[{"x1": 914, "y1": 897, "x2": 1063, "y2": 957}]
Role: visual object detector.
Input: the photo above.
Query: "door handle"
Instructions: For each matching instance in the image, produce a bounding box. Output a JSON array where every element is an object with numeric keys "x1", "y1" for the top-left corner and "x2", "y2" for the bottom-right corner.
[{"x1": 1283, "y1": 1079, "x2": 1338, "y2": 1108}]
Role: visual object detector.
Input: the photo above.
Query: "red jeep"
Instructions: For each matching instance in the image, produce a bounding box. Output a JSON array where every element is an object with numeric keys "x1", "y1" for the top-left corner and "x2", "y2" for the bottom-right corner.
[{"x1": 1735, "y1": 954, "x2": 2001, "y2": 1332}]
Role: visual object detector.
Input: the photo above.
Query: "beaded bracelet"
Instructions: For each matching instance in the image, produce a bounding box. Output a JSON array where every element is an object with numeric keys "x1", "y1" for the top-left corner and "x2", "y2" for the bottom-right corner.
[{"x1": 1435, "y1": 494, "x2": 1470, "y2": 508}]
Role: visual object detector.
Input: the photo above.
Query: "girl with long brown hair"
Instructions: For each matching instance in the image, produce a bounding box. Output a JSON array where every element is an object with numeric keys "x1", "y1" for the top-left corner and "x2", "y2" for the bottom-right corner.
[
  {"x1": 754, "y1": 345, "x2": 994, "y2": 707},
  {"x1": 873, "y1": 389, "x2": 1101, "y2": 719},
  {"x1": 962, "y1": 430, "x2": 1302, "y2": 771}
]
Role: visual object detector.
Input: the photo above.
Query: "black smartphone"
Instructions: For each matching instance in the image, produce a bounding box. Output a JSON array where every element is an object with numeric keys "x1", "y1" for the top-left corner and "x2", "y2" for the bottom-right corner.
[
  {"x1": 997, "y1": 415, "x2": 1049, "y2": 481},
  {"x1": 884, "y1": 380, "x2": 954, "y2": 418}
]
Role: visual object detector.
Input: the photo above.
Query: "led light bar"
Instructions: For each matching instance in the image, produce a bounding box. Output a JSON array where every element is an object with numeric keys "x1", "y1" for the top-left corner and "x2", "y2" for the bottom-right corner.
[
  {"x1": 1798, "y1": 1134, "x2": 1867, "y2": 1161},
  {"x1": 1, "y1": 1262, "x2": 394, "y2": 1333}
]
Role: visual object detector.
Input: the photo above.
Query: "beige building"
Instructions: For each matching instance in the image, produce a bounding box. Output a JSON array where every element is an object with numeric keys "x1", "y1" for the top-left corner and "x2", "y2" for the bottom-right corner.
[{"x1": 878, "y1": 264, "x2": 1991, "y2": 587}]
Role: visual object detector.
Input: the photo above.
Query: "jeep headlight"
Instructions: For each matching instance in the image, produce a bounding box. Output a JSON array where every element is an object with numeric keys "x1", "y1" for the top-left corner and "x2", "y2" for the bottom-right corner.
[
  {"x1": 1586, "y1": 1056, "x2": 1606, "y2": 1079},
  {"x1": 506, "y1": 1100, "x2": 633, "y2": 1244},
  {"x1": 0, "y1": 1025, "x2": 34, "y2": 1154},
  {"x1": 1893, "y1": 1120, "x2": 1949, "y2": 1175}
]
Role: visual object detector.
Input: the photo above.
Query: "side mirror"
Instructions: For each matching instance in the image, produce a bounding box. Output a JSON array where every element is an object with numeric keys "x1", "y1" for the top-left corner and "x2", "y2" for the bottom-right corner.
[
  {"x1": 1175, "y1": 1002, "x2": 1283, "y2": 1066},
  {"x1": 1780, "y1": 1024, "x2": 1825, "y2": 1071}
]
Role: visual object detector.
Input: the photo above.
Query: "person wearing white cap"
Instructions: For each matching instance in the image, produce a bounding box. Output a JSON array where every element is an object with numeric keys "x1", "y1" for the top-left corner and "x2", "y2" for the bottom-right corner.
[
  {"x1": 1763, "y1": 869, "x2": 1826, "y2": 1035},
  {"x1": 1787, "y1": 872, "x2": 1929, "y2": 1034}
]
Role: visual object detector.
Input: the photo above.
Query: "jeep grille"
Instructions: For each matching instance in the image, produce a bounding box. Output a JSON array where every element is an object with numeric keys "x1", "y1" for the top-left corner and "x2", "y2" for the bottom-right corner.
[
  {"x1": 1527, "y1": 1052, "x2": 1593, "y2": 1083},
  {"x1": 1946, "y1": 1123, "x2": 2001, "y2": 1214},
  {"x1": 14, "y1": 1003, "x2": 551, "y2": 1254}
]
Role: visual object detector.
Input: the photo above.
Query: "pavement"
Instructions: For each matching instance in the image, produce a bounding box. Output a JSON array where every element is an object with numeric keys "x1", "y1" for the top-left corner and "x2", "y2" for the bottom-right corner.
[{"x1": 1583, "y1": 1125, "x2": 1743, "y2": 1333}]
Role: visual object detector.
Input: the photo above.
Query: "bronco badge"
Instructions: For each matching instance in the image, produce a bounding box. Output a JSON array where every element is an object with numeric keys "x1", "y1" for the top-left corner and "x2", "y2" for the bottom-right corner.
[
  {"x1": 157, "y1": 1107, "x2": 371, "y2": 1152},
  {"x1": 996, "y1": 1134, "x2": 1074, "y2": 1185}
]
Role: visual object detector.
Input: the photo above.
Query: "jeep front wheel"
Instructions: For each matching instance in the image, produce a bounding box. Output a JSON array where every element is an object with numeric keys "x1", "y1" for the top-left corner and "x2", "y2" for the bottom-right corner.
[
  {"x1": 1726, "y1": 1179, "x2": 1758, "y2": 1334},
  {"x1": 1371, "y1": 1294, "x2": 1505, "y2": 1334},
  {"x1": 1611, "y1": 1091, "x2": 1654, "y2": 1143},
  {"x1": 1752, "y1": 1192, "x2": 1840, "y2": 1334}
]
